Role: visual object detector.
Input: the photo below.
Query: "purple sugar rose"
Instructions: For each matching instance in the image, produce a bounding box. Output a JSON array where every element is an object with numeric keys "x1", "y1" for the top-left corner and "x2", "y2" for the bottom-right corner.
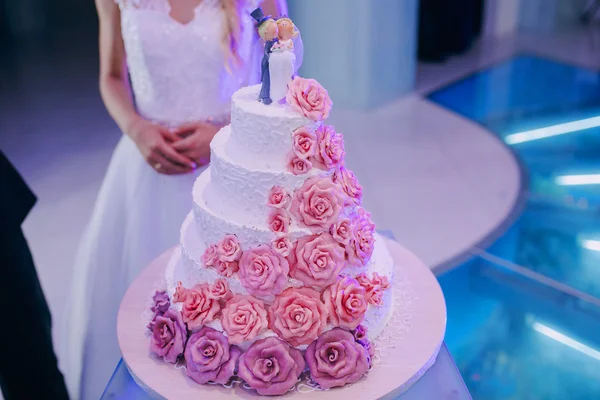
[
  {"x1": 305, "y1": 328, "x2": 370, "y2": 389},
  {"x1": 147, "y1": 290, "x2": 171, "y2": 330},
  {"x1": 184, "y1": 327, "x2": 241, "y2": 385},
  {"x1": 151, "y1": 290, "x2": 170, "y2": 314},
  {"x1": 352, "y1": 324, "x2": 368, "y2": 342},
  {"x1": 357, "y1": 339, "x2": 375, "y2": 367},
  {"x1": 149, "y1": 309, "x2": 187, "y2": 364},
  {"x1": 237, "y1": 337, "x2": 305, "y2": 396}
]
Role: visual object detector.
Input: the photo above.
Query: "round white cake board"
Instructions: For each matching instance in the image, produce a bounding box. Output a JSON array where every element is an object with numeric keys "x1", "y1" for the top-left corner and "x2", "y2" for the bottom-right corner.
[{"x1": 117, "y1": 238, "x2": 447, "y2": 399}]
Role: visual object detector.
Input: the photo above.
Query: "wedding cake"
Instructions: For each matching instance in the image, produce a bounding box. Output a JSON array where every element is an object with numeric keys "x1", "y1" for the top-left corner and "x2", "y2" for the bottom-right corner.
[{"x1": 145, "y1": 10, "x2": 396, "y2": 397}]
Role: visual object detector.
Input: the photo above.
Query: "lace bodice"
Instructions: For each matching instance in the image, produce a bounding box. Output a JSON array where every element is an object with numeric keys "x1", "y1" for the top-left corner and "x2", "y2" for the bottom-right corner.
[{"x1": 117, "y1": 0, "x2": 261, "y2": 127}]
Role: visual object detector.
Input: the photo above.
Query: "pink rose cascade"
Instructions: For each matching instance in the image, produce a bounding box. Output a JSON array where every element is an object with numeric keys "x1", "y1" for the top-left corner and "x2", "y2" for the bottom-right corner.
[
  {"x1": 271, "y1": 236, "x2": 293, "y2": 257},
  {"x1": 323, "y1": 276, "x2": 368, "y2": 330},
  {"x1": 330, "y1": 217, "x2": 353, "y2": 246},
  {"x1": 149, "y1": 309, "x2": 187, "y2": 364},
  {"x1": 267, "y1": 186, "x2": 291, "y2": 209},
  {"x1": 178, "y1": 284, "x2": 221, "y2": 331},
  {"x1": 268, "y1": 287, "x2": 329, "y2": 347},
  {"x1": 356, "y1": 272, "x2": 390, "y2": 307},
  {"x1": 346, "y1": 207, "x2": 376, "y2": 267},
  {"x1": 286, "y1": 77, "x2": 332, "y2": 121},
  {"x1": 267, "y1": 208, "x2": 290, "y2": 235},
  {"x1": 292, "y1": 126, "x2": 317, "y2": 159},
  {"x1": 184, "y1": 327, "x2": 241, "y2": 385},
  {"x1": 289, "y1": 233, "x2": 345, "y2": 289},
  {"x1": 313, "y1": 125, "x2": 345, "y2": 170},
  {"x1": 290, "y1": 176, "x2": 346, "y2": 231},
  {"x1": 288, "y1": 155, "x2": 312, "y2": 175},
  {"x1": 221, "y1": 295, "x2": 269, "y2": 345},
  {"x1": 238, "y1": 245, "x2": 290, "y2": 298},
  {"x1": 333, "y1": 166, "x2": 363, "y2": 205},
  {"x1": 237, "y1": 337, "x2": 306, "y2": 396},
  {"x1": 305, "y1": 328, "x2": 370, "y2": 389}
]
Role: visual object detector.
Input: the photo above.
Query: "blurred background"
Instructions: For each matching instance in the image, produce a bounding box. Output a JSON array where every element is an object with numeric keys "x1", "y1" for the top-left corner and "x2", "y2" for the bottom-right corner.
[{"x1": 2, "y1": 0, "x2": 600, "y2": 398}]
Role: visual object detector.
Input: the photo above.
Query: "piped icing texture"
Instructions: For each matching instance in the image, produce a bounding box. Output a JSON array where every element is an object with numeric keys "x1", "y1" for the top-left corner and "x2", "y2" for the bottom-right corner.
[{"x1": 152, "y1": 78, "x2": 395, "y2": 395}]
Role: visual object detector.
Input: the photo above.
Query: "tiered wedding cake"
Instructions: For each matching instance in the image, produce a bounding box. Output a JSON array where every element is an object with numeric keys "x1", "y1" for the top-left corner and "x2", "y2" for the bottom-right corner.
[{"x1": 145, "y1": 68, "x2": 396, "y2": 396}]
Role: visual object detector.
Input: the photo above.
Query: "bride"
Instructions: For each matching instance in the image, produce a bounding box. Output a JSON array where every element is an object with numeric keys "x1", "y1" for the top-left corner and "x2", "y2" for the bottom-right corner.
[{"x1": 61, "y1": 0, "x2": 284, "y2": 398}]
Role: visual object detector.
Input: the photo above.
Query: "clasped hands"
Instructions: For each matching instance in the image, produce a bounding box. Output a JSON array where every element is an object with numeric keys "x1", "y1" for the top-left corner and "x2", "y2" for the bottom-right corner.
[{"x1": 128, "y1": 118, "x2": 221, "y2": 175}]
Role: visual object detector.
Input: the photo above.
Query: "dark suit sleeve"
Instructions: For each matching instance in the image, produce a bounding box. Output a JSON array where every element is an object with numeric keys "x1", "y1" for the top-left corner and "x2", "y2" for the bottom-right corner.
[
  {"x1": 0, "y1": 151, "x2": 69, "y2": 399},
  {"x1": 0, "y1": 150, "x2": 37, "y2": 238}
]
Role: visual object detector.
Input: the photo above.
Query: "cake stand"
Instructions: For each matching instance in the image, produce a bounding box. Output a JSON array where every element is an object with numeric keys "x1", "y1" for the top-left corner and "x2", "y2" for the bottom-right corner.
[{"x1": 117, "y1": 238, "x2": 447, "y2": 399}]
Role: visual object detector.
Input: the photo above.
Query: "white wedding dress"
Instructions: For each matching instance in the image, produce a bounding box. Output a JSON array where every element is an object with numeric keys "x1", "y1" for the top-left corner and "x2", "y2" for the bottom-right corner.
[{"x1": 60, "y1": 1, "x2": 261, "y2": 398}]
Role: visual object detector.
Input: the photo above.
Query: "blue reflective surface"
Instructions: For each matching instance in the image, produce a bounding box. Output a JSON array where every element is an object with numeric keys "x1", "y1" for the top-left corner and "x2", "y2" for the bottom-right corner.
[{"x1": 430, "y1": 54, "x2": 600, "y2": 399}]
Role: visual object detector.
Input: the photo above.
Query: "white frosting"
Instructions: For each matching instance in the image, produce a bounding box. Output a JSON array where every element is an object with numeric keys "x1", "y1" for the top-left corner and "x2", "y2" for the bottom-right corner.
[
  {"x1": 166, "y1": 212, "x2": 396, "y2": 348},
  {"x1": 193, "y1": 169, "x2": 313, "y2": 250},
  {"x1": 208, "y1": 127, "x2": 330, "y2": 225},
  {"x1": 229, "y1": 85, "x2": 319, "y2": 168}
]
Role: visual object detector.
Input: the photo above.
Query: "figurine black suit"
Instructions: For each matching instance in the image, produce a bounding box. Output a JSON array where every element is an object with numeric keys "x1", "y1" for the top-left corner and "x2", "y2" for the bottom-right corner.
[
  {"x1": 251, "y1": 7, "x2": 277, "y2": 105},
  {"x1": 260, "y1": 38, "x2": 278, "y2": 105}
]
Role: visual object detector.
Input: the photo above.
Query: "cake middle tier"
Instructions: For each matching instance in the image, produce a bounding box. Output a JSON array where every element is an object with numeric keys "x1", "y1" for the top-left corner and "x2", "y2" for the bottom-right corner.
[
  {"x1": 194, "y1": 167, "x2": 313, "y2": 250},
  {"x1": 209, "y1": 126, "x2": 330, "y2": 226}
]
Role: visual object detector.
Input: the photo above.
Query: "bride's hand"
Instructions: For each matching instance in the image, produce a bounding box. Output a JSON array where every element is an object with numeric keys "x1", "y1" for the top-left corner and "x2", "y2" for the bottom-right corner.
[
  {"x1": 127, "y1": 118, "x2": 196, "y2": 174},
  {"x1": 172, "y1": 122, "x2": 221, "y2": 167}
]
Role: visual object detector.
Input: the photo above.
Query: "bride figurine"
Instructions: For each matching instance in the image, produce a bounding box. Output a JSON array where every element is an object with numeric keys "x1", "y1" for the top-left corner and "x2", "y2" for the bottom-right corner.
[{"x1": 269, "y1": 16, "x2": 302, "y2": 103}]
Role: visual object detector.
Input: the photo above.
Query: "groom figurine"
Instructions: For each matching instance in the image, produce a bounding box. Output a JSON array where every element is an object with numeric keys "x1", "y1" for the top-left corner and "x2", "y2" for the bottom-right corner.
[{"x1": 251, "y1": 8, "x2": 278, "y2": 105}]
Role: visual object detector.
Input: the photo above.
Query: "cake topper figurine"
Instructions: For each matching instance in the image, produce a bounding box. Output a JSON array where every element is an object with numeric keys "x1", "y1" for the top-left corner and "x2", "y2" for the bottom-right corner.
[
  {"x1": 268, "y1": 16, "x2": 300, "y2": 104},
  {"x1": 251, "y1": 8, "x2": 278, "y2": 105}
]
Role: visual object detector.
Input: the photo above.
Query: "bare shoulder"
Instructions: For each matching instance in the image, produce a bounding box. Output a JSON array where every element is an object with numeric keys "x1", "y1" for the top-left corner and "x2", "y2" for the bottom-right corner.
[
  {"x1": 96, "y1": 0, "x2": 120, "y2": 14},
  {"x1": 96, "y1": 0, "x2": 120, "y2": 19}
]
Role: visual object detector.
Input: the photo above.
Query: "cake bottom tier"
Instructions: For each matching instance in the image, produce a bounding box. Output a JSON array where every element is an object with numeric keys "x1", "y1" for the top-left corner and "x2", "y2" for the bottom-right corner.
[{"x1": 165, "y1": 212, "x2": 396, "y2": 350}]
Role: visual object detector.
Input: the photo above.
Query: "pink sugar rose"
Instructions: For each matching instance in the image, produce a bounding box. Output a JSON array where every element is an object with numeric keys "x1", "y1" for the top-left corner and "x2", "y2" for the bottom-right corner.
[
  {"x1": 290, "y1": 176, "x2": 346, "y2": 231},
  {"x1": 238, "y1": 245, "x2": 290, "y2": 298},
  {"x1": 237, "y1": 337, "x2": 305, "y2": 396},
  {"x1": 356, "y1": 273, "x2": 390, "y2": 307},
  {"x1": 184, "y1": 326, "x2": 241, "y2": 385},
  {"x1": 346, "y1": 207, "x2": 376, "y2": 267},
  {"x1": 271, "y1": 236, "x2": 293, "y2": 257},
  {"x1": 214, "y1": 260, "x2": 239, "y2": 278},
  {"x1": 267, "y1": 186, "x2": 291, "y2": 209},
  {"x1": 372, "y1": 272, "x2": 391, "y2": 290},
  {"x1": 288, "y1": 155, "x2": 313, "y2": 175},
  {"x1": 305, "y1": 328, "x2": 369, "y2": 389},
  {"x1": 292, "y1": 126, "x2": 317, "y2": 159},
  {"x1": 268, "y1": 208, "x2": 291, "y2": 235},
  {"x1": 286, "y1": 77, "x2": 332, "y2": 121},
  {"x1": 173, "y1": 281, "x2": 188, "y2": 303},
  {"x1": 313, "y1": 125, "x2": 345, "y2": 170},
  {"x1": 201, "y1": 244, "x2": 219, "y2": 268},
  {"x1": 208, "y1": 278, "x2": 233, "y2": 302},
  {"x1": 333, "y1": 166, "x2": 363, "y2": 205},
  {"x1": 323, "y1": 276, "x2": 368, "y2": 330},
  {"x1": 218, "y1": 234, "x2": 242, "y2": 263},
  {"x1": 149, "y1": 309, "x2": 187, "y2": 364},
  {"x1": 268, "y1": 287, "x2": 329, "y2": 347},
  {"x1": 290, "y1": 233, "x2": 345, "y2": 289},
  {"x1": 181, "y1": 284, "x2": 221, "y2": 331},
  {"x1": 330, "y1": 217, "x2": 353, "y2": 246},
  {"x1": 221, "y1": 295, "x2": 268, "y2": 345}
]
